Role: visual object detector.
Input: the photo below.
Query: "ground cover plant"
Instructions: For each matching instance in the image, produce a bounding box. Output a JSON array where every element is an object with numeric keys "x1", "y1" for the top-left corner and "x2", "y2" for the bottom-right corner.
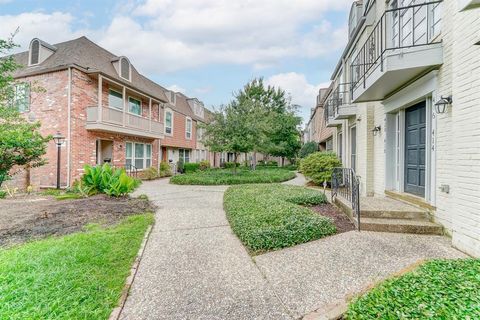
[
  {"x1": 170, "y1": 167, "x2": 296, "y2": 185},
  {"x1": 345, "y1": 259, "x2": 480, "y2": 319},
  {"x1": 0, "y1": 213, "x2": 154, "y2": 319},
  {"x1": 224, "y1": 184, "x2": 336, "y2": 253}
]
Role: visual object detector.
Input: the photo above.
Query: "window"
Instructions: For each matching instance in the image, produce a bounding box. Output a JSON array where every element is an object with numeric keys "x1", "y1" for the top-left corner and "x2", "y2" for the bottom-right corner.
[
  {"x1": 126, "y1": 142, "x2": 152, "y2": 170},
  {"x1": 186, "y1": 118, "x2": 192, "y2": 139},
  {"x1": 120, "y1": 57, "x2": 131, "y2": 81},
  {"x1": 179, "y1": 149, "x2": 190, "y2": 163},
  {"x1": 129, "y1": 97, "x2": 142, "y2": 115},
  {"x1": 165, "y1": 110, "x2": 173, "y2": 135},
  {"x1": 108, "y1": 89, "x2": 123, "y2": 110},
  {"x1": 14, "y1": 83, "x2": 30, "y2": 112},
  {"x1": 30, "y1": 40, "x2": 39, "y2": 65}
]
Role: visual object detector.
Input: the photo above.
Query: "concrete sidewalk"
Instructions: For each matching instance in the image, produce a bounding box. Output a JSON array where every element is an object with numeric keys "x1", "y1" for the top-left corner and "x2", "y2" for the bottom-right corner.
[
  {"x1": 120, "y1": 179, "x2": 291, "y2": 320},
  {"x1": 120, "y1": 178, "x2": 466, "y2": 320}
]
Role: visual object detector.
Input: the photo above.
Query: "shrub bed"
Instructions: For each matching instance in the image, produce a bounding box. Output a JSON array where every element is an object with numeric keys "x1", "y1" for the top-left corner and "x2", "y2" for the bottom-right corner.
[
  {"x1": 224, "y1": 184, "x2": 336, "y2": 253},
  {"x1": 170, "y1": 167, "x2": 296, "y2": 185},
  {"x1": 184, "y1": 163, "x2": 200, "y2": 173},
  {"x1": 345, "y1": 259, "x2": 480, "y2": 319},
  {"x1": 0, "y1": 213, "x2": 154, "y2": 319}
]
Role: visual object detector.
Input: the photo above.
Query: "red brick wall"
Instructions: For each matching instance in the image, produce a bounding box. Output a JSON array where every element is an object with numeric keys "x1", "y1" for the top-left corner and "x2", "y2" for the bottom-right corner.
[{"x1": 160, "y1": 108, "x2": 197, "y2": 149}]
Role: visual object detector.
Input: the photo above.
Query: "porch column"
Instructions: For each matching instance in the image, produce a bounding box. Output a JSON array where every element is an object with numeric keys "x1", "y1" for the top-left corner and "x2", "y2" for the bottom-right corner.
[
  {"x1": 149, "y1": 98, "x2": 152, "y2": 132},
  {"x1": 97, "y1": 75, "x2": 102, "y2": 122},
  {"x1": 122, "y1": 86, "x2": 127, "y2": 127}
]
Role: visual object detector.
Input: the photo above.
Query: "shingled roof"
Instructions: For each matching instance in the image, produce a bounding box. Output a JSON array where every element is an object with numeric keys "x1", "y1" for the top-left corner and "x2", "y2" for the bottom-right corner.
[{"x1": 11, "y1": 36, "x2": 169, "y2": 103}]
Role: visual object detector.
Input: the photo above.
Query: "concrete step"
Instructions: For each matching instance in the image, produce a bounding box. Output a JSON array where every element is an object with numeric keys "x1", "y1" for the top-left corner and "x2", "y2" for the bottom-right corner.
[
  {"x1": 360, "y1": 218, "x2": 444, "y2": 235},
  {"x1": 360, "y1": 209, "x2": 429, "y2": 220},
  {"x1": 385, "y1": 190, "x2": 436, "y2": 212}
]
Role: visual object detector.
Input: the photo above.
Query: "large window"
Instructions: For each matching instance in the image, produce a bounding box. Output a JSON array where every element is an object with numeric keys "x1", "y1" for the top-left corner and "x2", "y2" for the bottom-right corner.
[
  {"x1": 186, "y1": 117, "x2": 192, "y2": 139},
  {"x1": 14, "y1": 83, "x2": 30, "y2": 112},
  {"x1": 165, "y1": 110, "x2": 173, "y2": 135},
  {"x1": 126, "y1": 142, "x2": 152, "y2": 170},
  {"x1": 109, "y1": 89, "x2": 123, "y2": 110},
  {"x1": 129, "y1": 97, "x2": 142, "y2": 115},
  {"x1": 179, "y1": 149, "x2": 190, "y2": 163}
]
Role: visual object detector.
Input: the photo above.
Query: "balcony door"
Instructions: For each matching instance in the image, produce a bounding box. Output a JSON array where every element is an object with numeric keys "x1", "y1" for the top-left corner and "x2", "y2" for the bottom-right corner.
[{"x1": 404, "y1": 102, "x2": 426, "y2": 197}]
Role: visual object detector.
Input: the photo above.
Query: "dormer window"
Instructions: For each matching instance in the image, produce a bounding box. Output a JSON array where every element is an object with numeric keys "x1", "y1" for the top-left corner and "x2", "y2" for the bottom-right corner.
[
  {"x1": 30, "y1": 40, "x2": 40, "y2": 65},
  {"x1": 120, "y1": 57, "x2": 131, "y2": 81}
]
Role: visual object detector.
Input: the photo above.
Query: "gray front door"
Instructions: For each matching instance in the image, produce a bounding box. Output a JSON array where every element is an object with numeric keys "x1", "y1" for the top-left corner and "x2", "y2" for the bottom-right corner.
[{"x1": 404, "y1": 102, "x2": 426, "y2": 197}]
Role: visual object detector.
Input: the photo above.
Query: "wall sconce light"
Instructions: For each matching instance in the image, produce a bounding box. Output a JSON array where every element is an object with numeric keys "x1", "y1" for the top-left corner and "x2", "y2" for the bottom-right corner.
[
  {"x1": 434, "y1": 95, "x2": 452, "y2": 114},
  {"x1": 372, "y1": 125, "x2": 381, "y2": 136}
]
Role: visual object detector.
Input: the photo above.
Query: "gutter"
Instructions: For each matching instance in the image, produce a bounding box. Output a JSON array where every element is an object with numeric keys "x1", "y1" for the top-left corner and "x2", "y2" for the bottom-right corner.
[{"x1": 67, "y1": 67, "x2": 72, "y2": 187}]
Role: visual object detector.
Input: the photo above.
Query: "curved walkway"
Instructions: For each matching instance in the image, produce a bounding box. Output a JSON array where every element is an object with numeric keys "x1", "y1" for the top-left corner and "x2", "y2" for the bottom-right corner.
[{"x1": 120, "y1": 177, "x2": 466, "y2": 320}]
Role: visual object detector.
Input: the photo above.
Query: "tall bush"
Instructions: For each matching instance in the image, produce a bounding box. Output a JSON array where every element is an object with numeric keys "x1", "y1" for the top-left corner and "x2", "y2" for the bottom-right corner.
[
  {"x1": 81, "y1": 164, "x2": 140, "y2": 197},
  {"x1": 299, "y1": 141, "x2": 318, "y2": 158},
  {"x1": 300, "y1": 152, "x2": 342, "y2": 185}
]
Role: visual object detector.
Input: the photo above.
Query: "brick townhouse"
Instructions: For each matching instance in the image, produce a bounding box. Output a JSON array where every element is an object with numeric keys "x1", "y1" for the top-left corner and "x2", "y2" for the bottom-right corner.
[
  {"x1": 8, "y1": 36, "x2": 215, "y2": 189},
  {"x1": 315, "y1": 0, "x2": 480, "y2": 257},
  {"x1": 303, "y1": 87, "x2": 334, "y2": 151}
]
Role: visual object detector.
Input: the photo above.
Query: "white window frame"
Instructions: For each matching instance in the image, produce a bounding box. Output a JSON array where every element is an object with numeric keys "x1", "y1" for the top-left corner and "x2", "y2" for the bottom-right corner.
[
  {"x1": 126, "y1": 142, "x2": 153, "y2": 170},
  {"x1": 14, "y1": 82, "x2": 30, "y2": 113},
  {"x1": 179, "y1": 148, "x2": 191, "y2": 163},
  {"x1": 165, "y1": 108, "x2": 174, "y2": 136},
  {"x1": 128, "y1": 96, "x2": 142, "y2": 116},
  {"x1": 185, "y1": 117, "x2": 192, "y2": 139},
  {"x1": 119, "y1": 57, "x2": 131, "y2": 82},
  {"x1": 108, "y1": 88, "x2": 124, "y2": 110}
]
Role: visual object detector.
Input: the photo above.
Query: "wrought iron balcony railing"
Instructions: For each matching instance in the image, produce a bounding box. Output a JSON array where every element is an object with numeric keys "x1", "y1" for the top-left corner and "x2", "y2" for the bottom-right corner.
[
  {"x1": 351, "y1": 1, "x2": 443, "y2": 92},
  {"x1": 324, "y1": 83, "x2": 354, "y2": 121}
]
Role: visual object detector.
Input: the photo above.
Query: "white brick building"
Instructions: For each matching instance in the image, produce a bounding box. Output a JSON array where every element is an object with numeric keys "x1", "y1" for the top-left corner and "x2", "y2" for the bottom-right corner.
[{"x1": 323, "y1": 0, "x2": 480, "y2": 257}]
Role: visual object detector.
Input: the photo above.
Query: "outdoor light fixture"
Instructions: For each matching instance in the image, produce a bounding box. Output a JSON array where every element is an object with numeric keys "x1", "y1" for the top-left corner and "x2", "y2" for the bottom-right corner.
[
  {"x1": 372, "y1": 125, "x2": 381, "y2": 136},
  {"x1": 52, "y1": 132, "x2": 65, "y2": 189},
  {"x1": 434, "y1": 95, "x2": 452, "y2": 114}
]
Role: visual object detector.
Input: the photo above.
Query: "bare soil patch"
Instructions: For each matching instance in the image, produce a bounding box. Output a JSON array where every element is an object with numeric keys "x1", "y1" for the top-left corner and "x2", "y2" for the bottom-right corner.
[
  {"x1": 0, "y1": 194, "x2": 156, "y2": 247},
  {"x1": 311, "y1": 203, "x2": 355, "y2": 233}
]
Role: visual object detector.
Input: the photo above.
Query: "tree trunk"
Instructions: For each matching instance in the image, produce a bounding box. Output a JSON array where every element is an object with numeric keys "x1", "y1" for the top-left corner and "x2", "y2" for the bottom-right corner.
[
  {"x1": 253, "y1": 152, "x2": 257, "y2": 171},
  {"x1": 281, "y1": 157, "x2": 285, "y2": 167},
  {"x1": 233, "y1": 153, "x2": 239, "y2": 174}
]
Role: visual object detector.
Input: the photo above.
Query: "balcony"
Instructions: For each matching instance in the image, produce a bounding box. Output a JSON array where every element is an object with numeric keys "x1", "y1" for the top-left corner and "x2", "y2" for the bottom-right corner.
[
  {"x1": 331, "y1": 83, "x2": 357, "y2": 120},
  {"x1": 324, "y1": 100, "x2": 342, "y2": 128},
  {"x1": 86, "y1": 106, "x2": 164, "y2": 139},
  {"x1": 351, "y1": 1, "x2": 443, "y2": 102}
]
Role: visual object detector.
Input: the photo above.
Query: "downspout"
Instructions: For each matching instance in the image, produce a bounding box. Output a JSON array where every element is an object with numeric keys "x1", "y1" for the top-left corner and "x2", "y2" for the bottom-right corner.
[{"x1": 67, "y1": 67, "x2": 72, "y2": 187}]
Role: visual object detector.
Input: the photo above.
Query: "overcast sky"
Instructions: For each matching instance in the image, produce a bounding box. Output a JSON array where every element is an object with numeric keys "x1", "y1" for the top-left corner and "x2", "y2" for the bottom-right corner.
[{"x1": 0, "y1": 0, "x2": 352, "y2": 124}]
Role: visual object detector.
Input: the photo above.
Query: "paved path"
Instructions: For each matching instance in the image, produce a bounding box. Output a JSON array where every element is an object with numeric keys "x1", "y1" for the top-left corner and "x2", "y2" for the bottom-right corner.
[
  {"x1": 120, "y1": 178, "x2": 466, "y2": 320},
  {"x1": 283, "y1": 172, "x2": 308, "y2": 186},
  {"x1": 120, "y1": 179, "x2": 291, "y2": 320}
]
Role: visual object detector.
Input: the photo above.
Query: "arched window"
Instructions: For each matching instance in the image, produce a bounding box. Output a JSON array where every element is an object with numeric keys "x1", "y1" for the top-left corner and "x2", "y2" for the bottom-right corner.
[
  {"x1": 120, "y1": 57, "x2": 131, "y2": 80},
  {"x1": 30, "y1": 40, "x2": 40, "y2": 65}
]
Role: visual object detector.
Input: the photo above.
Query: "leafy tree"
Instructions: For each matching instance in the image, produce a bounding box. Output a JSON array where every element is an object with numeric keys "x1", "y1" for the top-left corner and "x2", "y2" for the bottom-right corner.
[
  {"x1": 0, "y1": 35, "x2": 50, "y2": 188},
  {"x1": 299, "y1": 141, "x2": 318, "y2": 158}
]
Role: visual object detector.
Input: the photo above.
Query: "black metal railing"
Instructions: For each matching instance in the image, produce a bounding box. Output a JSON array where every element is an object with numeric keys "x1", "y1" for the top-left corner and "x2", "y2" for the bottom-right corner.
[
  {"x1": 331, "y1": 167, "x2": 361, "y2": 231},
  {"x1": 351, "y1": 1, "x2": 443, "y2": 92},
  {"x1": 324, "y1": 83, "x2": 354, "y2": 122},
  {"x1": 116, "y1": 164, "x2": 139, "y2": 178}
]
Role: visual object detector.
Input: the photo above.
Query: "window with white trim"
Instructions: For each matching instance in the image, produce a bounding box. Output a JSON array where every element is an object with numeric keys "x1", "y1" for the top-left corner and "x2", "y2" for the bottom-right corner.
[
  {"x1": 129, "y1": 97, "x2": 142, "y2": 115},
  {"x1": 126, "y1": 142, "x2": 152, "y2": 170},
  {"x1": 14, "y1": 83, "x2": 30, "y2": 112},
  {"x1": 179, "y1": 149, "x2": 190, "y2": 163},
  {"x1": 30, "y1": 40, "x2": 40, "y2": 65},
  {"x1": 120, "y1": 57, "x2": 131, "y2": 81},
  {"x1": 165, "y1": 110, "x2": 173, "y2": 134},
  {"x1": 109, "y1": 89, "x2": 123, "y2": 110},
  {"x1": 186, "y1": 117, "x2": 192, "y2": 139}
]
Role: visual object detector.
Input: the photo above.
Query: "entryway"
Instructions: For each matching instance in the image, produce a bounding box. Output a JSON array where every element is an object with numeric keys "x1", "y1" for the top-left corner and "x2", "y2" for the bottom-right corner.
[
  {"x1": 404, "y1": 102, "x2": 426, "y2": 197},
  {"x1": 96, "y1": 140, "x2": 113, "y2": 165}
]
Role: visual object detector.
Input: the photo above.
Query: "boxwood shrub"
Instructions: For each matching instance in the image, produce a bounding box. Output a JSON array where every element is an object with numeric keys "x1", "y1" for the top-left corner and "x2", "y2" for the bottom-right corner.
[
  {"x1": 184, "y1": 163, "x2": 200, "y2": 173},
  {"x1": 224, "y1": 184, "x2": 336, "y2": 253},
  {"x1": 299, "y1": 152, "x2": 342, "y2": 185}
]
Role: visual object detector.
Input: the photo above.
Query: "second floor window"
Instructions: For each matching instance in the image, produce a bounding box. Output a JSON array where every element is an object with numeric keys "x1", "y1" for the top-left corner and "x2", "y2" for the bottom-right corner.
[
  {"x1": 186, "y1": 118, "x2": 192, "y2": 139},
  {"x1": 165, "y1": 111, "x2": 173, "y2": 134},
  {"x1": 109, "y1": 89, "x2": 123, "y2": 110},
  {"x1": 129, "y1": 97, "x2": 141, "y2": 115},
  {"x1": 14, "y1": 83, "x2": 30, "y2": 112}
]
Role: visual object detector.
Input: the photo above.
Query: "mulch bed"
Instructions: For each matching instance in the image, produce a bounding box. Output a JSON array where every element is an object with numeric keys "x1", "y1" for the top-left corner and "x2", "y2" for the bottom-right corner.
[
  {"x1": 0, "y1": 194, "x2": 156, "y2": 247},
  {"x1": 311, "y1": 203, "x2": 355, "y2": 233}
]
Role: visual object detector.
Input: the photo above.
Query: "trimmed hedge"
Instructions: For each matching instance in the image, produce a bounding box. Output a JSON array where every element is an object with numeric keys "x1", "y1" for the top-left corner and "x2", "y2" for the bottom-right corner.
[
  {"x1": 170, "y1": 168, "x2": 296, "y2": 185},
  {"x1": 299, "y1": 152, "x2": 342, "y2": 184},
  {"x1": 224, "y1": 184, "x2": 336, "y2": 253},
  {"x1": 345, "y1": 259, "x2": 480, "y2": 319}
]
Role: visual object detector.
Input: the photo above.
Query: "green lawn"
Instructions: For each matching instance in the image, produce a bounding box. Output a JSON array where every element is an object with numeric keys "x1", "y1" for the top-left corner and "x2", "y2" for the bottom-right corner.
[
  {"x1": 170, "y1": 167, "x2": 296, "y2": 185},
  {"x1": 345, "y1": 259, "x2": 480, "y2": 319},
  {"x1": 0, "y1": 214, "x2": 154, "y2": 320},
  {"x1": 224, "y1": 184, "x2": 336, "y2": 254}
]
